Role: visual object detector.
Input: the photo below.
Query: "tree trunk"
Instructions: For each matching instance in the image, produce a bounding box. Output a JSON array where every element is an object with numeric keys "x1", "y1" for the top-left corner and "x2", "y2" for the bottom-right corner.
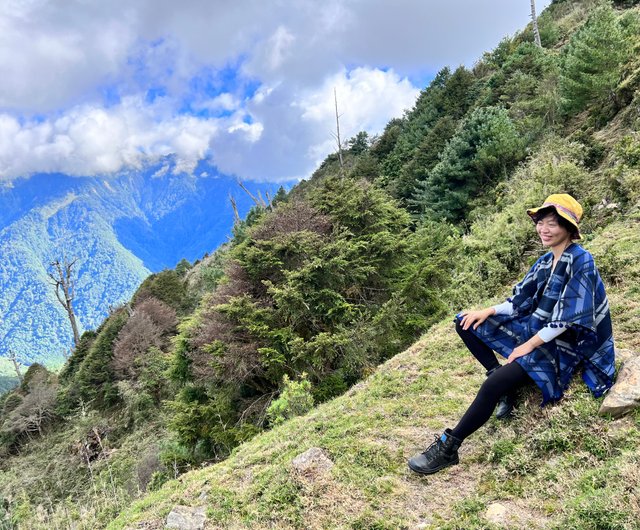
[
  {"x1": 334, "y1": 87, "x2": 345, "y2": 177},
  {"x1": 9, "y1": 351, "x2": 23, "y2": 383},
  {"x1": 49, "y1": 259, "x2": 81, "y2": 346},
  {"x1": 531, "y1": 0, "x2": 542, "y2": 48}
]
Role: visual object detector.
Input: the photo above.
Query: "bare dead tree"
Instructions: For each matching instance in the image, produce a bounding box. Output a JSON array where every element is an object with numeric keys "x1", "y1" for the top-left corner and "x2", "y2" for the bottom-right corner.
[
  {"x1": 8, "y1": 372, "x2": 57, "y2": 437},
  {"x1": 229, "y1": 193, "x2": 241, "y2": 225},
  {"x1": 332, "y1": 87, "x2": 345, "y2": 177},
  {"x1": 530, "y1": 0, "x2": 542, "y2": 48},
  {"x1": 8, "y1": 350, "x2": 23, "y2": 383},
  {"x1": 235, "y1": 178, "x2": 268, "y2": 208},
  {"x1": 48, "y1": 258, "x2": 81, "y2": 346}
]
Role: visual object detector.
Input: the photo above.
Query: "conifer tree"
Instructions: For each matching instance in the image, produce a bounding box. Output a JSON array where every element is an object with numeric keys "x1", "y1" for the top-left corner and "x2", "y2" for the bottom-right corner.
[
  {"x1": 411, "y1": 106, "x2": 524, "y2": 222},
  {"x1": 559, "y1": 4, "x2": 633, "y2": 115}
]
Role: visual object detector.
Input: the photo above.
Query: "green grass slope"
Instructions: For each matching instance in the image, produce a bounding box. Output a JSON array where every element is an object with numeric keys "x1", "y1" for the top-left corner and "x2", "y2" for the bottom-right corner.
[{"x1": 110, "y1": 217, "x2": 640, "y2": 529}]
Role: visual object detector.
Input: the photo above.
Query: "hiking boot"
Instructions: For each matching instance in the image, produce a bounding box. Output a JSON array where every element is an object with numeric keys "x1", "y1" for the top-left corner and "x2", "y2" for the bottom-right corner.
[
  {"x1": 495, "y1": 394, "x2": 515, "y2": 419},
  {"x1": 407, "y1": 429, "x2": 462, "y2": 475},
  {"x1": 486, "y1": 366, "x2": 514, "y2": 420}
]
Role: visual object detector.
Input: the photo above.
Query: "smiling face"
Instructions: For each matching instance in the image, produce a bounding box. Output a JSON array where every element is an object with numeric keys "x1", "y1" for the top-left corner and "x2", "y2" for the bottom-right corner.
[{"x1": 535, "y1": 210, "x2": 573, "y2": 249}]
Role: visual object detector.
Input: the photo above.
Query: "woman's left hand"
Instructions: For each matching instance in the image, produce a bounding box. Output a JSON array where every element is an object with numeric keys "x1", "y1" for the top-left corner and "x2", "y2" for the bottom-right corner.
[{"x1": 507, "y1": 343, "x2": 534, "y2": 363}]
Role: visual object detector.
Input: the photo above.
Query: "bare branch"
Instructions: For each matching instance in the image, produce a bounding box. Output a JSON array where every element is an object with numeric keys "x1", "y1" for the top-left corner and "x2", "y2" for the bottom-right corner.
[
  {"x1": 236, "y1": 178, "x2": 267, "y2": 208},
  {"x1": 229, "y1": 193, "x2": 241, "y2": 225},
  {"x1": 48, "y1": 257, "x2": 81, "y2": 346},
  {"x1": 9, "y1": 350, "x2": 23, "y2": 383}
]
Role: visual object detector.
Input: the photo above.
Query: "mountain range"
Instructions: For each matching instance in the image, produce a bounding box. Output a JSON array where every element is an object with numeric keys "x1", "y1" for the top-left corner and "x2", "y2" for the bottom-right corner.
[{"x1": 0, "y1": 161, "x2": 288, "y2": 375}]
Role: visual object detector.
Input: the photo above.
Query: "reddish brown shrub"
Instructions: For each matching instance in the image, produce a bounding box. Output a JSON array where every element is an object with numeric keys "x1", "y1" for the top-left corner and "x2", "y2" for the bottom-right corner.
[
  {"x1": 134, "y1": 297, "x2": 177, "y2": 334},
  {"x1": 112, "y1": 313, "x2": 162, "y2": 380},
  {"x1": 249, "y1": 200, "x2": 332, "y2": 240}
]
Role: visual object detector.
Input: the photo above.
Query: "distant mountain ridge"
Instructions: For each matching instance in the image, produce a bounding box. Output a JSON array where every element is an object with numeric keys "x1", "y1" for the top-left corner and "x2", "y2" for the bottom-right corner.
[{"x1": 0, "y1": 162, "x2": 288, "y2": 373}]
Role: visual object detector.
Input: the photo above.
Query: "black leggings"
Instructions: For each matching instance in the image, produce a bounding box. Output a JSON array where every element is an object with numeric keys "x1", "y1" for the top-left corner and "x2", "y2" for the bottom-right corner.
[{"x1": 451, "y1": 321, "x2": 532, "y2": 441}]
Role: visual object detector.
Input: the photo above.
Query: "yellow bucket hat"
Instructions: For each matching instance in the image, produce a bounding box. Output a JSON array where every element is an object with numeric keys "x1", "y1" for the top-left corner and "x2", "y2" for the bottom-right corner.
[{"x1": 526, "y1": 193, "x2": 583, "y2": 239}]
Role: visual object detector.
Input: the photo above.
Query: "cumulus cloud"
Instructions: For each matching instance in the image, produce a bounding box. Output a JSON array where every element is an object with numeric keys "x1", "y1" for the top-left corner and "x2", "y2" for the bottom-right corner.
[
  {"x1": 0, "y1": 97, "x2": 221, "y2": 178},
  {"x1": 0, "y1": 0, "x2": 552, "y2": 182},
  {"x1": 211, "y1": 67, "x2": 419, "y2": 181}
]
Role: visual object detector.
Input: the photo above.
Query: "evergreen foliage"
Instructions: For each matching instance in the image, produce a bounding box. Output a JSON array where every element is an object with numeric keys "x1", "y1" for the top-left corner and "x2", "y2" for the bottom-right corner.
[
  {"x1": 266, "y1": 373, "x2": 314, "y2": 426},
  {"x1": 485, "y1": 42, "x2": 561, "y2": 138},
  {"x1": 412, "y1": 106, "x2": 525, "y2": 221},
  {"x1": 60, "y1": 310, "x2": 128, "y2": 411},
  {"x1": 132, "y1": 270, "x2": 193, "y2": 314},
  {"x1": 380, "y1": 66, "x2": 477, "y2": 202},
  {"x1": 559, "y1": 4, "x2": 636, "y2": 117}
]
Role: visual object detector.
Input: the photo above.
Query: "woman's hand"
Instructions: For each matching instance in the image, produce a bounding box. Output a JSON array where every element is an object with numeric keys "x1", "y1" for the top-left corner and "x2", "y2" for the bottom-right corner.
[
  {"x1": 507, "y1": 343, "x2": 534, "y2": 363},
  {"x1": 459, "y1": 308, "x2": 495, "y2": 330}
]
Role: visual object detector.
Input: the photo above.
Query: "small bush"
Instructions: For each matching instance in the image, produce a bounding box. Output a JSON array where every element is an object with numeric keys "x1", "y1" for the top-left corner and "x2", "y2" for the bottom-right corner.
[{"x1": 266, "y1": 374, "x2": 314, "y2": 426}]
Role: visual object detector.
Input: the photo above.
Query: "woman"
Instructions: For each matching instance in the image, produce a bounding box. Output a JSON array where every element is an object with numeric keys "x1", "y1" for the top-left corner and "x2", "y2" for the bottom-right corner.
[{"x1": 408, "y1": 194, "x2": 616, "y2": 475}]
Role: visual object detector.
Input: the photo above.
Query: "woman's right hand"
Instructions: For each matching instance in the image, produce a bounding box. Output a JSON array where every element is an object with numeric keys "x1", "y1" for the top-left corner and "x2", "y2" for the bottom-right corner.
[{"x1": 458, "y1": 308, "x2": 495, "y2": 331}]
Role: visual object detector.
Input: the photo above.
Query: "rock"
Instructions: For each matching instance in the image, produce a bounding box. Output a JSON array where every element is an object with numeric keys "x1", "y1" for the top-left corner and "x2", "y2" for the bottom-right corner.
[
  {"x1": 599, "y1": 355, "x2": 640, "y2": 418},
  {"x1": 616, "y1": 348, "x2": 637, "y2": 365},
  {"x1": 291, "y1": 447, "x2": 334, "y2": 477},
  {"x1": 165, "y1": 506, "x2": 206, "y2": 530},
  {"x1": 485, "y1": 502, "x2": 507, "y2": 524}
]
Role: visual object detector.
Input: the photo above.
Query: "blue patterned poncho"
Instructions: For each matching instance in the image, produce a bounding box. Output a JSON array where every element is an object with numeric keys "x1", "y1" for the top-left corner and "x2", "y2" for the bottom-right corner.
[{"x1": 457, "y1": 243, "x2": 615, "y2": 404}]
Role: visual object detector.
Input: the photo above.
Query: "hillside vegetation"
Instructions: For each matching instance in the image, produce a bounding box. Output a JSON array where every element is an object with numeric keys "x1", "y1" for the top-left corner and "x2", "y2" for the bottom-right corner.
[{"x1": 1, "y1": 1, "x2": 640, "y2": 528}]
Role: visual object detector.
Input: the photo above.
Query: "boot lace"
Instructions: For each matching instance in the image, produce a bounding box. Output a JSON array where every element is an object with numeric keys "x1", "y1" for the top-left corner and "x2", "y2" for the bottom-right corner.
[{"x1": 421, "y1": 434, "x2": 443, "y2": 457}]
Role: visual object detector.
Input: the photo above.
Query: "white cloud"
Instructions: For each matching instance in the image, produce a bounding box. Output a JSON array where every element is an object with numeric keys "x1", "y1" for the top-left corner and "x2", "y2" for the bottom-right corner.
[
  {"x1": 0, "y1": 97, "x2": 221, "y2": 178},
  {"x1": 210, "y1": 67, "x2": 419, "y2": 181},
  {"x1": 0, "y1": 0, "x2": 553, "y2": 182}
]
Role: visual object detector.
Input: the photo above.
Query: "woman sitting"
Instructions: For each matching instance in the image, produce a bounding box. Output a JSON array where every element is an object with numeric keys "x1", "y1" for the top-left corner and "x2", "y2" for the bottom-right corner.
[{"x1": 408, "y1": 194, "x2": 616, "y2": 475}]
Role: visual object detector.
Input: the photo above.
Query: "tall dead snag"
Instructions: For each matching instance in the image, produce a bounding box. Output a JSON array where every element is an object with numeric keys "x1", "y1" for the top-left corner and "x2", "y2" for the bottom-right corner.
[
  {"x1": 48, "y1": 258, "x2": 81, "y2": 346},
  {"x1": 531, "y1": 0, "x2": 542, "y2": 48},
  {"x1": 9, "y1": 350, "x2": 23, "y2": 383},
  {"x1": 235, "y1": 178, "x2": 268, "y2": 208},
  {"x1": 229, "y1": 193, "x2": 241, "y2": 226},
  {"x1": 332, "y1": 87, "x2": 345, "y2": 177}
]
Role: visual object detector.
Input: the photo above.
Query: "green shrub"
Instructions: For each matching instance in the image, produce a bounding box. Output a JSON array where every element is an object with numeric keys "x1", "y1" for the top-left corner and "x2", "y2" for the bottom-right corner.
[
  {"x1": 133, "y1": 270, "x2": 194, "y2": 314},
  {"x1": 266, "y1": 374, "x2": 314, "y2": 426}
]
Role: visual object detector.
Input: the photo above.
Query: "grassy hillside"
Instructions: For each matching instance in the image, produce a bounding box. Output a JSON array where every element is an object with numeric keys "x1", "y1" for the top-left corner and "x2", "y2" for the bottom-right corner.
[{"x1": 108, "y1": 219, "x2": 640, "y2": 530}]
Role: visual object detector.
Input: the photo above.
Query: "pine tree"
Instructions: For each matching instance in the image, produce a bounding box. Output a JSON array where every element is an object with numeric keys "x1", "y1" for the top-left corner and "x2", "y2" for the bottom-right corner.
[
  {"x1": 411, "y1": 106, "x2": 524, "y2": 222},
  {"x1": 560, "y1": 4, "x2": 633, "y2": 115}
]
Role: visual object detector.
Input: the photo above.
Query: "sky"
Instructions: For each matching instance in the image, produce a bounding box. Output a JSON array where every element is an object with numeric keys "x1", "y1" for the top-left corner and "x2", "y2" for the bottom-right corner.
[{"x1": 0, "y1": 0, "x2": 552, "y2": 184}]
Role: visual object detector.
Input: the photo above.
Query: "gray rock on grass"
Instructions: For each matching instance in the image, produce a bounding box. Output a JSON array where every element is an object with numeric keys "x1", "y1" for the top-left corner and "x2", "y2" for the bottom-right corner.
[
  {"x1": 291, "y1": 447, "x2": 334, "y2": 478},
  {"x1": 599, "y1": 352, "x2": 640, "y2": 418},
  {"x1": 165, "y1": 505, "x2": 206, "y2": 530}
]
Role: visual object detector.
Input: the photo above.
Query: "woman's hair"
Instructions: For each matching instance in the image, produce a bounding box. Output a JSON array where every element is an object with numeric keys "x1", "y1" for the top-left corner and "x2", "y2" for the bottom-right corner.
[{"x1": 532, "y1": 208, "x2": 580, "y2": 240}]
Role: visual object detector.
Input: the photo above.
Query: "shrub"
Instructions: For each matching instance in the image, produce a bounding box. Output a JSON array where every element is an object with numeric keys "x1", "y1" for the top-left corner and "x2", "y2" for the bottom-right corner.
[
  {"x1": 266, "y1": 373, "x2": 314, "y2": 426},
  {"x1": 133, "y1": 270, "x2": 193, "y2": 314},
  {"x1": 111, "y1": 298, "x2": 176, "y2": 381}
]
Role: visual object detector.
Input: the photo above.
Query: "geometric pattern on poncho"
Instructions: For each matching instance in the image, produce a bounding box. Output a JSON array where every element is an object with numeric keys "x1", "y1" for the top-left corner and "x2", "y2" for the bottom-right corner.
[{"x1": 455, "y1": 243, "x2": 616, "y2": 405}]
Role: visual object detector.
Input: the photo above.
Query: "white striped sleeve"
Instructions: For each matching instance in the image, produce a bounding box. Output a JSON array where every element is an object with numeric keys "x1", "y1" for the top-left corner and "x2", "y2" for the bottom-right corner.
[
  {"x1": 492, "y1": 301, "x2": 515, "y2": 316},
  {"x1": 537, "y1": 325, "x2": 566, "y2": 343}
]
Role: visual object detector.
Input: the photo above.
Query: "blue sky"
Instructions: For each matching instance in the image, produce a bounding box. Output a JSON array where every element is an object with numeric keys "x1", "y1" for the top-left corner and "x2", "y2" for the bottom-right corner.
[{"x1": 0, "y1": 0, "x2": 552, "y2": 183}]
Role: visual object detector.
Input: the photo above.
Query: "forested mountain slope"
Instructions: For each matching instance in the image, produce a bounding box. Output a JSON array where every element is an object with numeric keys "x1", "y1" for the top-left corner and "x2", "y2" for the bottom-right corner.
[
  {"x1": 1, "y1": 1, "x2": 639, "y2": 528},
  {"x1": 0, "y1": 165, "x2": 284, "y2": 373}
]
